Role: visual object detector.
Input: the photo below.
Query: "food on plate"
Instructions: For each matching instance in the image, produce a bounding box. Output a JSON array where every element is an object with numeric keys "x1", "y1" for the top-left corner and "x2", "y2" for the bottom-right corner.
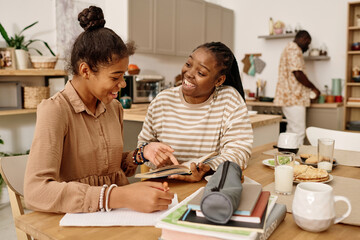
[
  {"x1": 300, "y1": 153, "x2": 311, "y2": 159},
  {"x1": 293, "y1": 165, "x2": 329, "y2": 182},
  {"x1": 300, "y1": 154, "x2": 332, "y2": 164},
  {"x1": 268, "y1": 159, "x2": 275, "y2": 166},
  {"x1": 305, "y1": 155, "x2": 318, "y2": 164}
]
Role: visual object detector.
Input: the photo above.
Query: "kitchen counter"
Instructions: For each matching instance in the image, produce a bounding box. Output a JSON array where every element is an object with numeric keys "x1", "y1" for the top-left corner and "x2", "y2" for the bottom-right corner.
[
  {"x1": 123, "y1": 104, "x2": 282, "y2": 127},
  {"x1": 246, "y1": 101, "x2": 343, "y2": 108}
]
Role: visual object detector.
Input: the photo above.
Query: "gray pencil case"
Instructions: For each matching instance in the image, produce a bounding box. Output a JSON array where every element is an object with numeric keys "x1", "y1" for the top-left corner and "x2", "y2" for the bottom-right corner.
[{"x1": 200, "y1": 161, "x2": 243, "y2": 224}]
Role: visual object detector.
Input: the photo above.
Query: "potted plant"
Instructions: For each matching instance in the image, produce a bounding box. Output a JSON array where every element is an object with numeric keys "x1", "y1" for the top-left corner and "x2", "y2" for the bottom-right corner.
[{"x1": 0, "y1": 21, "x2": 56, "y2": 69}]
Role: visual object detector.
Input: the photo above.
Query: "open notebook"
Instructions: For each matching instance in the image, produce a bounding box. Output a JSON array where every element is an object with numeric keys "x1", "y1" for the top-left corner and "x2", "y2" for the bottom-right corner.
[{"x1": 135, "y1": 152, "x2": 218, "y2": 179}]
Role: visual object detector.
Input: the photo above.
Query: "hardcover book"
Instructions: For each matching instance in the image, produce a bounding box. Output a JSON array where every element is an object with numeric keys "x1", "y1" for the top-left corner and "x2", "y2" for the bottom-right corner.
[
  {"x1": 159, "y1": 203, "x2": 286, "y2": 240},
  {"x1": 196, "y1": 191, "x2": 271, "y2": 223}
]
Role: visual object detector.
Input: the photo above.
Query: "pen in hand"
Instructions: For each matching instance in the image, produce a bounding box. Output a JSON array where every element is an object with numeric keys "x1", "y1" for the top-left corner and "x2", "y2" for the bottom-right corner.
[{"x1": 162, "y1": 182, "x2": 169, "y2": 192}]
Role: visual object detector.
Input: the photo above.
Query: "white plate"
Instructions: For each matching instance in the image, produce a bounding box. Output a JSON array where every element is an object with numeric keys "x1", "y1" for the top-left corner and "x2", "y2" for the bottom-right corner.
[
  {"x1": 262, "y1": 159, "x2": 300, "y2": 169},
  {"x1": 248, "y1": 110, "x2": 258, "y2": 116},
  {"x1": 293, "y1": 174, "x2": 333, "y2": 184}
]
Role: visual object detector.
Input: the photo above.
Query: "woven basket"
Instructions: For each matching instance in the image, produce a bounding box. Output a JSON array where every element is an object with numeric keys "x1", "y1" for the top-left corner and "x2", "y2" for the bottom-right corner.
[
  {"x1": 23, "y1": 86, "x2": 50, "y2": 109},
  {"x1": 30, "y1": 56, "x2": 58, "y2": 69},
  {"x1": 31, "y1": 61, "x2": 57, "y2": 69}
]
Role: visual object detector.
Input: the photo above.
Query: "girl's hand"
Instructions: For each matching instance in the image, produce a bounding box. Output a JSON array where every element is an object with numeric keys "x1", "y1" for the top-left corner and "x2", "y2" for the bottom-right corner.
[
  {"x1": 143, "y1": 142, "x2": 179, "y2": 167},
  {"x1": 168, "y1": 163, "x2": 210, "y2": 182},
  {"x1": 109, "y1": 181, "x2": 174, "y2": 213}
]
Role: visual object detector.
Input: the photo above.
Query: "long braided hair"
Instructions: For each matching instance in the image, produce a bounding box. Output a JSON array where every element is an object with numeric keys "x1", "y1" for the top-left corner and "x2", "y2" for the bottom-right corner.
[{"x1": 193, "y1": 42, "x2": 245, "y2": 101}]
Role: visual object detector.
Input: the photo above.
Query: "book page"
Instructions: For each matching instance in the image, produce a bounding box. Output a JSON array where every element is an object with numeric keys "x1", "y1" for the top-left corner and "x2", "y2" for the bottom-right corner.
[
  {"x1": 181, "y1": 152, "x2": 218, "y2": 168},
  {"x1": 135, "y1": 152, "x2": 217, "y2": 179},
  {"x1": 60, "y1": 194, "x2": 178, "y2": 226}
]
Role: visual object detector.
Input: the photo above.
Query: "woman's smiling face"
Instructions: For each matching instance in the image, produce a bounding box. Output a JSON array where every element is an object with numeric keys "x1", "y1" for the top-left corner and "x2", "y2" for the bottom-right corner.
[{"x1": 181, "y1": 47, "x2": 225, "y2": 104}]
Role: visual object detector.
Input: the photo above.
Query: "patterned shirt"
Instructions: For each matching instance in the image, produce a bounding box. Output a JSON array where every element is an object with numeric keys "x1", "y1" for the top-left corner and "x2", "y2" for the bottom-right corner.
[
  {"x1": 24, "y1": 81, "x2": 137, "y2": 213},
  {"x1": 138, "y1": 85, "x2": 253, "y2": 170},
  {"x1": 274, "y1": 41, "x2": 311, "y2": 107}
]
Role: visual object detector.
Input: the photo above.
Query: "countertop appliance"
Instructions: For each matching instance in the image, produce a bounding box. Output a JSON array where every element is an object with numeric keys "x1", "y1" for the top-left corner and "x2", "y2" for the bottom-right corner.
[{"x1": 121, "y1": 75, "x2": 164, "y2": 103}]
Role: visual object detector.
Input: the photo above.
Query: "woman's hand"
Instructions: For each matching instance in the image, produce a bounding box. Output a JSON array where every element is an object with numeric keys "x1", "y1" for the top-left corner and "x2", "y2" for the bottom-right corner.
[
  {"x1": 168, "y1": 163, "x2": 211, "y2": 182},
  {"x1": 109, "y1": 181, "x2": 174, "y2": 213},
  {"x1": 144, "y1": 142, "x2": 179, "y2": 167}
]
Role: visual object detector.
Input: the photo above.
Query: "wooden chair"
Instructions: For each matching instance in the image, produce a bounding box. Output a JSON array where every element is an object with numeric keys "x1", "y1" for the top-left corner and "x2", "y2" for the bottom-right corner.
[
  {"x1": 0, "y1": 155, "x2": 31, "y2": 240},
  {"x1": 306, "y1": 126, "x2": 360, "y2": 151}
]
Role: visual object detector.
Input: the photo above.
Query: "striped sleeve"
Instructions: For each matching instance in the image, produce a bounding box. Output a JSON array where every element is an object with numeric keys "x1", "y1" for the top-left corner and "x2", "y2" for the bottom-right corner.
[{"x1": 206, "y1": 99, "x2": 253, "y2": 170}]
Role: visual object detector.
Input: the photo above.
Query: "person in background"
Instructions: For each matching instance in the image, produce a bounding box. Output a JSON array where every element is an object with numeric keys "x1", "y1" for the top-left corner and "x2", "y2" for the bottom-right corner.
[
  {"x1": 274, "y1": 30, "x2": 320, "y2": 145},
  {"x1": 137, "y1": 42, "x2": 254, "y2": 182},
  {"x1": 24, "y1": 6, "x2": 176, "y2": 214}
]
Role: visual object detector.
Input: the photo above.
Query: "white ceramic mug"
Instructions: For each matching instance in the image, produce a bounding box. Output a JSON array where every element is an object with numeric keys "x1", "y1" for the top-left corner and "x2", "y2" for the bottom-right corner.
[
  {"x1": 292, "y1": 182, "x2": 351, "y2": 232},
  {"x1": 277, "y1": 133, "x2": 299, "y2": 149}
]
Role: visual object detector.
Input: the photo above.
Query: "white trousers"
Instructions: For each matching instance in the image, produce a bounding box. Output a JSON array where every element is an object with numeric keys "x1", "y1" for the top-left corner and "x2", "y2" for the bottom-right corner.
[{"x1": 282, "y1": 106, "x2": 306, "y2": 145}]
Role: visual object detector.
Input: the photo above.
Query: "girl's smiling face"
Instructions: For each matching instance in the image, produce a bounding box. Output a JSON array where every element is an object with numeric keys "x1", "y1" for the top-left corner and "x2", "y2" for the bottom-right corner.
[
  {"x1": 181, "y1": 47, "x2": 225, "y2": 104},
  {"x1": 87, "y1": 56, "x2": 129, "y2": 105}
]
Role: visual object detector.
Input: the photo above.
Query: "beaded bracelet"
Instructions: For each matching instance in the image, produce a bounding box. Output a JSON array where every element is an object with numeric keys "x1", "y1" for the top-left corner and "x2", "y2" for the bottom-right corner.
[
  {"x1": 105, "y1": 184, "x2": 118, "y2": 212},
  {"x1": 139, "y1": 143, "x2": 149, "y2": 163},
  {"x1": 99, "y1": 184, "x2": 108, "y2": 212},
  {"x1": 132, "y1": 148, "x2": 143, "y2": 165}
]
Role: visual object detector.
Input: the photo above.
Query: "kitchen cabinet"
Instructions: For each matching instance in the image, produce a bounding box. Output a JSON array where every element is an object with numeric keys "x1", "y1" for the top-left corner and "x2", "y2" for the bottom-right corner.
[
  {"x1": 306, "y1": 105, "x2": 344, "y2": 131},
  {"x1": 205, "y1": 3, "x2": 222, "y2": 43},
  {"x1": 175, "y1": 0, "x2": 205, "y2": 56},
  {"x1": 205, "y1": 3, "x2": 234, "y2": 50},
  {"x1": 154, "y1": 0, "x2": 176, "y2": 55},
  {"x1": 221, "y1": 8, "x2": 234, "y2": 50},
  {"x1": 128, "y1": 0, "x2": 233, "y2": 56},
  {"x1": 128, "y1": 0, "x2": 153, "y2": 53},
  {"x1": 344, "y1": 2, "x2": 360, "y2": 131}
]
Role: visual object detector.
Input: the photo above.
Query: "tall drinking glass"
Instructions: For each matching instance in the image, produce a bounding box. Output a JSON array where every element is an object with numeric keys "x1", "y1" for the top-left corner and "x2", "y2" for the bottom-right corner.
[
  {"x1": 274, "y1": 152, "x2": 295, "y2": 195},
  {"x1": 317, "y1": 138, "x2": 335, "y2": 173}
]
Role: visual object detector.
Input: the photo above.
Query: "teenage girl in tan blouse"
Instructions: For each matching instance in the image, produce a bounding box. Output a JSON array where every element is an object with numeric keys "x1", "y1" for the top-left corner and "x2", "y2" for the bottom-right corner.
[{"x1": 24, "y1": 6, "x2": 177, "y2": 213}]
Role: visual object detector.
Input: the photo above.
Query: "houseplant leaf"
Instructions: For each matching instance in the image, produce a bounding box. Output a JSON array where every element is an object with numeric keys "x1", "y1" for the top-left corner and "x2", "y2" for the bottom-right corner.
[
  {"x1": 0, "y1": 23, "x2": 11, "y2": 46},
  {"x1": 18, "y1": 21, "x2": 38, "y2": 36}
]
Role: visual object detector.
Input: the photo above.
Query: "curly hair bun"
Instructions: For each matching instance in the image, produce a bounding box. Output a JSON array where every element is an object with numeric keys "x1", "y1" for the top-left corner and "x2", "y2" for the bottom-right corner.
[{"x1": 78, "y1": 6, "x2": 106, "y2": 31}]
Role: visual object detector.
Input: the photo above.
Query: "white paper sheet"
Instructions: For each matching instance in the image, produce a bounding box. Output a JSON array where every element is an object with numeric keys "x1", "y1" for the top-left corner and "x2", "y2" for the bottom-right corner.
[{"x1": 59, "y1": 194, "x2": 178, "y2": 227}]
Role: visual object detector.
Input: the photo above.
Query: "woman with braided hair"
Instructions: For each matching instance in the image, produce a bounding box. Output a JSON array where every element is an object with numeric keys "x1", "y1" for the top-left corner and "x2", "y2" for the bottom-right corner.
[
  {"x1": 24, "y1": 6, "x2": 176, "y2": 213},
  {"x1": 138, "y1": 42, "x2": 254, "y2": 182}
]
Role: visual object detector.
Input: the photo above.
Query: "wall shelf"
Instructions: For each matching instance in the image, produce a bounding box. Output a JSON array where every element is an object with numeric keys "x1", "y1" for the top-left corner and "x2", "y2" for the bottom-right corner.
[
  {"x1": 304, "y1": 56, "x2": 330, "y2": 61},
  {"x1": 258, "y1": 33, "x2": 295, "y2": 39},
  {"x1": 0, "y1": 69, "x2": 68, "y2": 116},
  {"x1": 348, "y1": 26, "x2": 360, "y2": 30},
  {"x1": 346, "y1": 82, "x2": 360, "y2": 86},
  {"x1": 0, "y1": 69, "x2": 67, "y2": 76},
  {"x1": 347, "y1": 50, "x2": 360, "y2": 54},
  {"x1": 0, "y1": 109, "x2": 36, "y2": 116}
]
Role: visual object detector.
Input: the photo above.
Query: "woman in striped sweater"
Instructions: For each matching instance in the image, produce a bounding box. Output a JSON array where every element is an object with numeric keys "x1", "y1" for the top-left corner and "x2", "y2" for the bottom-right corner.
[{"x1": 138, "y1": 42, "x2": 254, "y2": 182}]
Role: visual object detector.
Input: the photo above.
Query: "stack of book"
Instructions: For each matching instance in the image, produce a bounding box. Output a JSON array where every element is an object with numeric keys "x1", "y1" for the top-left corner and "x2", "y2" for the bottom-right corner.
[{"x1": 156, "y1": 184, "x2": 286, "y2": 240}]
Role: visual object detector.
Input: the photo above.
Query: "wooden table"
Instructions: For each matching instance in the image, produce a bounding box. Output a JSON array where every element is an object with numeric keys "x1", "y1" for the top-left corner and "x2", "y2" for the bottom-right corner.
[{"x1": 15, "y1": 143, "x2": 360, "y2": 240}]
